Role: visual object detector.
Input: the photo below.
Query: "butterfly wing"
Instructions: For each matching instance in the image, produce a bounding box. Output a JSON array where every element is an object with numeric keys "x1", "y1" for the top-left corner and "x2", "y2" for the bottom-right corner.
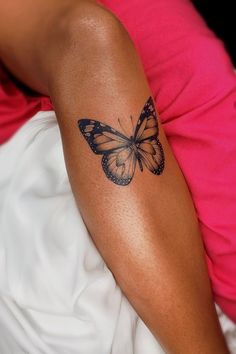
[
  {"x1": 78, "y1": 118, "x2": 137, "y2": 185},
  {"x1": 134, "y1": 96, "x2": 165, "y2": 175},
  {"x1": 78, "y1": 119, "x2": 130, "y2": 154},
  {"x1": 137, "y1": 140, "x2": 165, "y2": 175},
  {"x1": 102, "y1": 147, "x2": 137, "y2": 185},
  {"x1": 134, "y1": 96, "x2": 159, "y2": 142}
]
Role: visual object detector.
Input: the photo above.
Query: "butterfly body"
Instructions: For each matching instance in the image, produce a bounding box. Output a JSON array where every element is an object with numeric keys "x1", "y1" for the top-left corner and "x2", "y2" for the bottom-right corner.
[{"x1": 78, "y1": 97, "x2": 165, "y2": 186}]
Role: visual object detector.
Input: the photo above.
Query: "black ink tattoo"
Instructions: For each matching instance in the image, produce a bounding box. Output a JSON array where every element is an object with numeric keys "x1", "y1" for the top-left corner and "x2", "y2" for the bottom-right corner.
[{"x1": 78, "y1": 96, "x2": 165, "y2": 186}]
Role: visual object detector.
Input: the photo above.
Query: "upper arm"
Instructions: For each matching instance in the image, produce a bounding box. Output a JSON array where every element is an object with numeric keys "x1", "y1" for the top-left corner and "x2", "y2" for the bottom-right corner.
[
  {"x1": 0, "y1": 0, "x2": 58, "y2": 91},
  {"x1": 0, "y1": 0, "x2": 98, "y2": 93}
]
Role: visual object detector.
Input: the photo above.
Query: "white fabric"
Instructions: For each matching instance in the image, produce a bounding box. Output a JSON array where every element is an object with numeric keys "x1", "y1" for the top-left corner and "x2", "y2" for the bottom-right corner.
[{"x1": 0, "y1": 111, "x2": 235, "y2": 354}]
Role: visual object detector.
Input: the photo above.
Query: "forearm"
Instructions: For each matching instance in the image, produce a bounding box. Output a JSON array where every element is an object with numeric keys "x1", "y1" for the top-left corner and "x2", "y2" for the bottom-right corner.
[
  {"x1": 0, "y1": 2, "x2": 229, "y2": 353},
  {"x1": 46, "y1": 10, "x2": 228, "y2": 353}
]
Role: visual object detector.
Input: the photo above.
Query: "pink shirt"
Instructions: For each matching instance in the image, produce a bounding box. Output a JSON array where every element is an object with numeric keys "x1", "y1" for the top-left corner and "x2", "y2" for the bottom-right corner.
[{"x1": 0, "y1": 63, "x2": 52, "y2": 145}]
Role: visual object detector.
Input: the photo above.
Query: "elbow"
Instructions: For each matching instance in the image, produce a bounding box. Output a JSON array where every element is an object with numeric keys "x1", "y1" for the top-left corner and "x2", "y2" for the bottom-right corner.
[
  {"x1": 44, "y1": 1, "x2": 131, "y2": 89},
  {"x1": 59, "y1": 2, "x2": 127, "y2": 50}
]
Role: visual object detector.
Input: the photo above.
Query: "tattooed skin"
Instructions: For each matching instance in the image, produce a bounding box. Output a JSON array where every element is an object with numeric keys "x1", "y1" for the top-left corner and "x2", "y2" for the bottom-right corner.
[{"x1": 78, "y1": 96, "x2": 165, "y2": 186}]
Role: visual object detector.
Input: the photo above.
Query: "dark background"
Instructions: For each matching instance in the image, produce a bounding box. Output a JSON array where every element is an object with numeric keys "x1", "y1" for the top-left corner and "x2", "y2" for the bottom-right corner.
[{"x1": 192, "y1": 0, "x2": 236, "y2": 65}]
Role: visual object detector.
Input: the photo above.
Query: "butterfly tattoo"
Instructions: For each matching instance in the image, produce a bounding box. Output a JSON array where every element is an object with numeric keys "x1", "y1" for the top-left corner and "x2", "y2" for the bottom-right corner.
[{"x1": 78, "y1": 96, "x2": 165, "y2": 186}]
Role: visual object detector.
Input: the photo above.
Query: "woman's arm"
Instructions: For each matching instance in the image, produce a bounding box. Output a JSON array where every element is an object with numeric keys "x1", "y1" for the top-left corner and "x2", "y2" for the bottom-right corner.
[{"x1": 0, "y1": 1, "x2": 229, "y2": 352}]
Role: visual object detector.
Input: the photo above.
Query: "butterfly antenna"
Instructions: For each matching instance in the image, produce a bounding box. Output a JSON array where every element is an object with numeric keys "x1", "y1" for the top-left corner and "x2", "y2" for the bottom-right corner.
[
  {"x1": 130, "y1": 115, "x2": 135, "y2": 136},
  {"x1": 118, "y1": 117, "x2": 129, "y2": 136}
]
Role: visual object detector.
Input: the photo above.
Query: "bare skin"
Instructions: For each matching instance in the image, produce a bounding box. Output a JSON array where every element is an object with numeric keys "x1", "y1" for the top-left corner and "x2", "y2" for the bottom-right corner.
[{"x1": 0, "y1": 1, "x2": 230, "y2": 353}]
